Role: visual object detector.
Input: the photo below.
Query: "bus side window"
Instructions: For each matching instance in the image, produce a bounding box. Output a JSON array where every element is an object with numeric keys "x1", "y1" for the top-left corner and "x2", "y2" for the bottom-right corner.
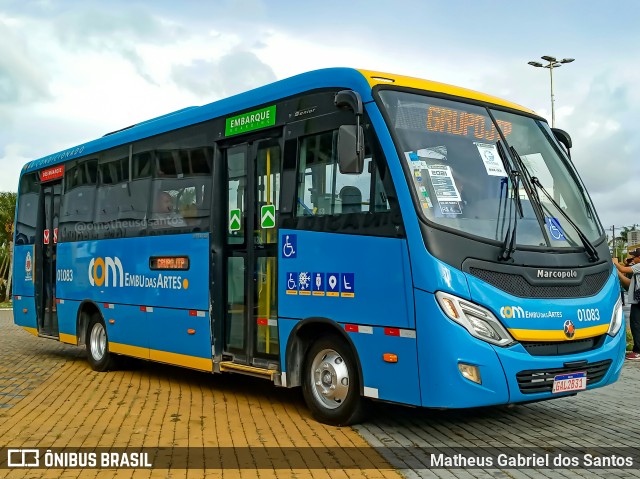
[
  {"x1": 59, "y1": 159, "x2": 97, "y2": 242},
  {"x1": 295, "y1": 129, "x2": 390, "y2": 217},
  {"x1": 148, "y1": 146, "x2": 212, "y2": 234},
  {"x1": 95, "y1": 149, "x2": 129, "y2": 239},
  {"x1": 15, "y1": 173, "x2": 39, "y2": 245}
]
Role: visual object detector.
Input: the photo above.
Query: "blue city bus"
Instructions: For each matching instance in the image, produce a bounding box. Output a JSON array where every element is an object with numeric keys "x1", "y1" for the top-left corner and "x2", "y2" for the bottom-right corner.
[{"x1": 12, "y1": 68, "x2": 625, "y2": 425}]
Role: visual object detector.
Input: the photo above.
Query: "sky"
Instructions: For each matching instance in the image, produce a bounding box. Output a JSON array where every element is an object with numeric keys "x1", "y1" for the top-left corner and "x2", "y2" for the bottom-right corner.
[{"x1": 1, "y1": 0, "x2": 639, "y2": 238}]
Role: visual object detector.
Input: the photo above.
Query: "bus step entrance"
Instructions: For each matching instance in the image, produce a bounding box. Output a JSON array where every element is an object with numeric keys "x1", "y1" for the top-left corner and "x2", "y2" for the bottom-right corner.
[{"x1": 219, "y1": 361, "x2": 277, "y2": 381}]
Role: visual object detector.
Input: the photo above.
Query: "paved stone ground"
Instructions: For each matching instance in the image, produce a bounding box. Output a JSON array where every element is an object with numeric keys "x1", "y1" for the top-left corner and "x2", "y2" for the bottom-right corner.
[
  {"x1": 1, "y1": 310, "x2": 639, "y2": 478},
  {"x1": 357, "y1": 357, "x2": 640, "y2": 478},
  {"x1": 0, "y1": 312, "x2": 399, "y2": 479}
]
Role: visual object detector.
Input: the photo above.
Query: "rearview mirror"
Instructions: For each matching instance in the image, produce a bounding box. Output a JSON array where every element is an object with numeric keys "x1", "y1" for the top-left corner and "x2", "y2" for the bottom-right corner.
[
  {"x1": 552, "y1": 127, "x2": 572, "y2": 158},
  {"x1": 337, "y1": 125, "x2": 365, "y2": 174}
]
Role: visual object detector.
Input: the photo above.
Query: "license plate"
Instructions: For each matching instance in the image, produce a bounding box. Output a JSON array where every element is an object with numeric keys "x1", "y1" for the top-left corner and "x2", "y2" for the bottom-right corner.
[{"x1": 552, "y1": 371, "x2": 587, "y2": 393}]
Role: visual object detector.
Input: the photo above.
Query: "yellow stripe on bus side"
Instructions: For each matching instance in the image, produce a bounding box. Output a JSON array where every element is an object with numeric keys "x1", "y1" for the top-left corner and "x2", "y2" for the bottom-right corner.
[
  {"x1": 150, "y1": 350, "x2": 213, "y2": 372},
  {"x1": 21, "y1": 326, "x2": 38, "y2": 337},
  {"x1": 358, "y1": 69, "x2": 536, "y2": 115},
  {"x1": 59, "y1": 333, "x2": 78, "y2": 345},
  {"x1": 507, "y1": 324, "x2": 609, "y2": 342},
  {"x1": 109, "y1": 342, "x2": 149, "y2": 360}
]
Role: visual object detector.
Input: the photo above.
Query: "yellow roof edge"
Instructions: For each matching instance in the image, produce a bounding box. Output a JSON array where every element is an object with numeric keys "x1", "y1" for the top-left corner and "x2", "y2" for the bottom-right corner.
[{"x1": 357, "y1": 69, "x2": 537, "y2": 116}]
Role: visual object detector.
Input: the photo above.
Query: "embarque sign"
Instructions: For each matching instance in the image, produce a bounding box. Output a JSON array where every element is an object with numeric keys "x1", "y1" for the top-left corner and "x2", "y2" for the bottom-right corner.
[{"x1": 225, "y1": 105, "x2": 276, "y2": 136}]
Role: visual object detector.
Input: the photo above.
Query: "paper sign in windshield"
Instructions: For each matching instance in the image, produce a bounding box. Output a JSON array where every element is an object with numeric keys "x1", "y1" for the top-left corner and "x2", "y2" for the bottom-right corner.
[
  {"x1": 427, "y1": 164, "x2": 461, "y2": 202},
  {"x1": 475, "y1": 143, "x2": 507, "y2": 177}
]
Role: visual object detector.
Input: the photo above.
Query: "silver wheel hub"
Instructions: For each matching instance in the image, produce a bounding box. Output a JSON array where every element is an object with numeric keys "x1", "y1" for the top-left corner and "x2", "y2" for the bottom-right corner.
[
  {"x1": 310, "y1": 348, "x2": 350, "y2": 410},
  {"x1": 90, "y1": 323, "x2": 107, "y2": 361}
]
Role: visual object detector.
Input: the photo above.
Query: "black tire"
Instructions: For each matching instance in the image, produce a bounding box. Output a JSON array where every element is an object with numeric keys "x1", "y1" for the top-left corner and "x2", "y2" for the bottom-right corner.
[
  {"x1": 302, "y1": 335, "x2": 365, "y2": 426},
  {"x1": 86, "y1": 314, "x2": 115, "y2": 372}
]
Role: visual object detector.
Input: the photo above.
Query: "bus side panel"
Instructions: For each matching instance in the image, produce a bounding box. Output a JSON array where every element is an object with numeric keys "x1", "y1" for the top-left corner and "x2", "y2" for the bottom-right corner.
[
  {"x1": 414, "y1": 289, "x2": 510, "y2": 408},
  {"x1": 277, "y1": 318, "x2": 421, "y2": 405},
  {"x1": 12, "y1": 244, "x2": 37, "y2": 331},
  {"x1": 278, "y1": 230, "x2": 413, "y2": 329},
  {"x1": 57, "y1": 299, "x2": 80, "y2": 344},
  {"x1": 346, "y1": 328, "x2": 421, "y2": 406},
  {"x1": 147, "y1": 308, "x2": 212, "y2": 370},
  {"x1": 12, "y1": 295, "x2": 37, "y2": 332},
  {"x1": 103, "y1": 303, "x2": 149, "y2": 359},
  {"x1": 56, "y1": 234, "x2": 209, "y2": 310}
]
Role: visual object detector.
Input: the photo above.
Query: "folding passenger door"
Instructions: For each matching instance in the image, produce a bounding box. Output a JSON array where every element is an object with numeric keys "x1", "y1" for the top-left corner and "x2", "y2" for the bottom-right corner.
[{"x1": 217, "y1": 136, "x2": 282, "y2": 371}]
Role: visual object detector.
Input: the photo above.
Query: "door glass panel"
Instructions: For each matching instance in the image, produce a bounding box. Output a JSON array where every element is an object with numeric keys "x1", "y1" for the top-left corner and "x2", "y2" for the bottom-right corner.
[
  {"x1": 255, "y1": 142, "x2": 281, "y2": 243},
  {"x1": 227, "y1": 147, "x2": 246, "y2": 245},
  {"x1": 254, "y1": 141, "x2": 281, "y2": 356},
  {"x1": 41, "y1": 183, "x2": 61, "y2": 336},
  {"x1": 254, "y1": 255, "x2": 278, "y2": 356},
  {"x1": 226, "y1": 256, "x2": 246, "y2": 352}
]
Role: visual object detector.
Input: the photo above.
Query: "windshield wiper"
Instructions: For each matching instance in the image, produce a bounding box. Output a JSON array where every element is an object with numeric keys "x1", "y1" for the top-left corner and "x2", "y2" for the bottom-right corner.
[
  {"x1": 509, "y1": 146, "x2": 599, "y2": 262},
  {"x1": 496, "y1": 140, "x2": 522, "y2": 261},
  {"x1": 529, "y1": 176, "x2": 599, "y2": 262}
]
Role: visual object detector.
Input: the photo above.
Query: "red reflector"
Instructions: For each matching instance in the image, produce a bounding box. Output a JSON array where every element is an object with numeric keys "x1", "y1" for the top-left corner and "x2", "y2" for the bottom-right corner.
[
  {"x1": 187, "y1": 329, "x2": 196, "y2": 335},
  {"x1": 257, "y1": 318, "x2": 268, "y2": 326},
  {"x1": 104, "y1": 303, "x2": 110, "y2": 308},
  {"x1": 189, "y1": 310, "x2": 197, "y2": 316},
  {"x1": 140, "y1": 306, "x2": 146, "y2": 312},
  {"x1": 345, "y1": 324, "x2": 358, "y2": 332},
  {"x1": 384, "y1": 327, "x2": 400, "y2": 336}
]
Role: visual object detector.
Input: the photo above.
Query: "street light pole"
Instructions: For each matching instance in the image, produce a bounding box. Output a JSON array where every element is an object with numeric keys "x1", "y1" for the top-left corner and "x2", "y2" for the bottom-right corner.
[{"x1": 527, "y1": 56, "x2": 574, "y2": 127}]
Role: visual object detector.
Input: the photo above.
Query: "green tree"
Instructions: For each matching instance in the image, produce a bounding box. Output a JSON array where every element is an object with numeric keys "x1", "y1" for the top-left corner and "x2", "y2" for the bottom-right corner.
[{"x1": 0, "y1": 192, "x2": 17, "y2": 302}]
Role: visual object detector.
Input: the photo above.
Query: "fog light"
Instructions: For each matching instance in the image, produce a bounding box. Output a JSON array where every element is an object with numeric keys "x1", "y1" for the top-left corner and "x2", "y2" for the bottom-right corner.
[{"x1": 458, "y1": 363, "x2": 482, "y2": 384}]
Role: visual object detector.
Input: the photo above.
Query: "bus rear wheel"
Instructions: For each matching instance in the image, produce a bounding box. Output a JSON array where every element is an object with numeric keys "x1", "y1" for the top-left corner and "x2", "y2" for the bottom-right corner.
[
  {"x1": 302, "y1": 335, "x2": 365, "y2": 426},
  {"x1": 86, "y1": 315, "x2": 115, "y2": 372}
]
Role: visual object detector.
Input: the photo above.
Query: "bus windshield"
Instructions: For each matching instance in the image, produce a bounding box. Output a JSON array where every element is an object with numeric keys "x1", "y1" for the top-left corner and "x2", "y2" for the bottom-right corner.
[{"x1": 379, "y1": 90, "x2": 603, "y2": 248}]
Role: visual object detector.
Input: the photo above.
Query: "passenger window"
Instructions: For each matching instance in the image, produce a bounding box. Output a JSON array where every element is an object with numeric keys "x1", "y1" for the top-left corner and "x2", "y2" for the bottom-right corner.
[
  {"x1": 59, "y1": 158, "x2": 98, "y2": 241},
  {"x1": 148, "y1": 145, "x2": 213, "y2": 234},
  {"x1": 94, "y1": 147, "x2": 129, "y2": 239},
  {"x1": 296, "y1": 130, "x2": 389, "y2": 216},
  {"x1": 15, "y1": 173, "x2": 39, "y2": 245}
]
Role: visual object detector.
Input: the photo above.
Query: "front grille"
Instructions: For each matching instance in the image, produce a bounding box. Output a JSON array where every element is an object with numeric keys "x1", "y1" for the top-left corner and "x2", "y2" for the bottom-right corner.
[
  {"x1": 516, "y1": 360, "x2": 611, "y2": 394},
  {"x1": 469, "y1": 268, "x2": 608, "y2": 298},
  {"x1": 521, "y1": 336, "x2": 605, "y2": 356}
]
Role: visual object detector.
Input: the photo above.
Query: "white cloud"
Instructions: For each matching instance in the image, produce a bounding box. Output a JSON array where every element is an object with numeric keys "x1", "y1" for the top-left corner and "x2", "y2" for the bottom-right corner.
[{"x1": 0, "y1": 1, "x2": 638, "y2": 233}]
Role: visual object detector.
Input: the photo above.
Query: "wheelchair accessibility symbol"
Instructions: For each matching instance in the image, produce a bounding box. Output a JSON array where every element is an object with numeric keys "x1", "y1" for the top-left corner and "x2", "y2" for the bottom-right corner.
[
  {"x1": 281, "y1": 234, "x2": 297, "y2": 258},
  {"x1": 545, "y1": 217, "x2": 566, "y2": 241}
]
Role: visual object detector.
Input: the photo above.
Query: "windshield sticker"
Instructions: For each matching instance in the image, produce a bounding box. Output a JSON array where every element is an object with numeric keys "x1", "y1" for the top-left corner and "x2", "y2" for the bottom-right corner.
[
  {"x1": 417, "y1": 146, "x2": 448, "y2": 161},
  {"x1": 475, "y1": 142, "x2": 507, "y2": 177},
  {"x1": 427, "y1": 164, "x2": 462, "y2": 202},
  {"x1": 521, "y1": 153, "x2": 553, "y2": 188},
  {"x1": 439, "y1": 201, "x2": 462, "y2": 215},
  {"x1": 545, "y1": 217, "x2": 567, "y2": 241}
]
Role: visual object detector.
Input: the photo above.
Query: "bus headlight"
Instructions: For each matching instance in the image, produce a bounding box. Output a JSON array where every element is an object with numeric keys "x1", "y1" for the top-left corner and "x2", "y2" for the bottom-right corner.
[
  {"x1": 436, "y1": 291, "x2": 516, "y2": 347},
  {"x1": 607, "y1": 297, "x2": 624, "y2": 337}
]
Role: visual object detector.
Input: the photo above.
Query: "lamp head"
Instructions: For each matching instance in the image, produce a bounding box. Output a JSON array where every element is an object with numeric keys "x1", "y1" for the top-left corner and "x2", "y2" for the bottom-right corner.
[
  {"x1": 528, "y1": 61, "x2": 544, "y2": 67},
  {"x1": 541, "y1": 55, "x2": 557, "y2": 62}
]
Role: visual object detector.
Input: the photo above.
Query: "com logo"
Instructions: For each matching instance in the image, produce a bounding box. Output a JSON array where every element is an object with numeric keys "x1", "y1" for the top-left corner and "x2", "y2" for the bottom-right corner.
[
  {"x1": 88, "y1": 257, "x2": 124, "y2": 287},
  {"x1": 499, "y1": 306, "x2": 525, "y2": 319}
]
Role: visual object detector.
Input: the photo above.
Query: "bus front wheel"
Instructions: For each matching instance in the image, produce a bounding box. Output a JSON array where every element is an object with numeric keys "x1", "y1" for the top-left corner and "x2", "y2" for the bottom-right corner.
[
  {"x1": 302, "y1": 335, "x2": 365, "y2": 426},
  {"x1": 86, "y1": 315, "x2": 115, "y2": 372}
]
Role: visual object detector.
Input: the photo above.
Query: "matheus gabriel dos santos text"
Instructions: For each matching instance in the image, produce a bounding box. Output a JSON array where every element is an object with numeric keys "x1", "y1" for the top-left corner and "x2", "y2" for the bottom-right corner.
[{"x1": 430, "y1": 452, "x2": 634, "y2": 468}]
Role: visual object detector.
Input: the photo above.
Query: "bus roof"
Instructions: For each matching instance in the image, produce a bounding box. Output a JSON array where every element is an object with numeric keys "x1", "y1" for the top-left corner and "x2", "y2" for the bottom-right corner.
[{"x1": 21, "y1": 67, "x2": 537, "y2": 175}]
